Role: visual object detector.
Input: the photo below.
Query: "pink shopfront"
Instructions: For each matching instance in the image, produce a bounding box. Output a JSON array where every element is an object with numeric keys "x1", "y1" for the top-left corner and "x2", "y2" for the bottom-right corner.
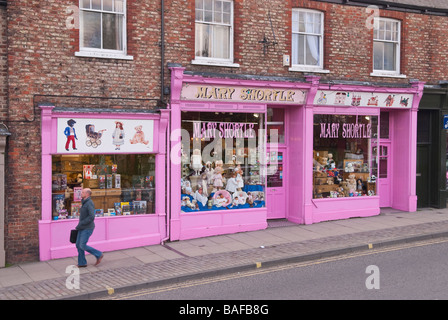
[
  {"x1": 39, "y1": 105, "x2": 169, "y2": 261},
  {"x1": 169, "y1": 66, "x2": 424, "y2": 240}
]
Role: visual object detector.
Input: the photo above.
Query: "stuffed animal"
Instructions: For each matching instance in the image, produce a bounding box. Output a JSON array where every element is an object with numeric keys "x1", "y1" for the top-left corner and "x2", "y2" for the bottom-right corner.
[
  {"x1": 326, "y1": 178, "x2": 334, "y2": 185},
  {"x1": 347, "y1": 173, "x2": 357, "y2": 191},
  {"x1": 345, "y1": 162, "x2": 354, "y2": 172},
  {"x1": 327, "y1": 153, "x2": 336, "y2": 169}
]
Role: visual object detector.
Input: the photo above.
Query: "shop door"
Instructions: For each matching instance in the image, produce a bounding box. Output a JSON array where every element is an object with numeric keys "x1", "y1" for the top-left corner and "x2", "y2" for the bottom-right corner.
[
  {"x1": 378, "y1": 142, "x2": 392, "y2": 207},
  {"x1": 266, "y1": 149, "x2": 286, "y2": 219}
]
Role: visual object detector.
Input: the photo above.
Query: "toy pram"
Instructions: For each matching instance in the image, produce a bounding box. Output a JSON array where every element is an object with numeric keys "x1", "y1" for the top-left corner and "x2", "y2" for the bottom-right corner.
[{"x1": 85, "y1": 124, "x2": 106, "y2": 148}]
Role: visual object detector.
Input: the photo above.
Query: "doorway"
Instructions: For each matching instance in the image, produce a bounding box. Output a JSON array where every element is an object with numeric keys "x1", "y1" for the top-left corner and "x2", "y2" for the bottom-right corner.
[
  {"x1": 378, "y1": 112, "x2": 392, "y2": 207},
  {"x1": 266, "y1": 148, "x2": 286, "y2": 219}
]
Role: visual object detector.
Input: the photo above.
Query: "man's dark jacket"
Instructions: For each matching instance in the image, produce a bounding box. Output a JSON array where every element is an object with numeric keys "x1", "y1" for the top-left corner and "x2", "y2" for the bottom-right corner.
[{"x1": 76, "y1": 197, "x2": 95, "y2": 230}]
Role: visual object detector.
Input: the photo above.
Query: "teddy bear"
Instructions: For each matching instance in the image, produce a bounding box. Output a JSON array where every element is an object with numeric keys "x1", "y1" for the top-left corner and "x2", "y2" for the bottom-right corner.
[
  {"x1": 345, "y1": 162, "x2": 354, "y2": 172},
  {"x1": 346, "y1": 173, "x2": 357, "y2": 192},
  {"x1": 327, "y1": 153, "x2": 336, "y2": 169},
  {"x1": 129, "y1": 125, "x2": 149, "y2": 145},
  {"x1": 326, "y1": 178, "x2": 334, "y2": 185}
]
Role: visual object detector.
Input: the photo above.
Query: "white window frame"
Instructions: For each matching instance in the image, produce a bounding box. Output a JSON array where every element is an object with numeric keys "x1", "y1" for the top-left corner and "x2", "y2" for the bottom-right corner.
[
  {"x1": 192, "y1": 0, "x2": 239, "y2": 68},
  {"x1": 371, "y1": 17, "x2": 405, "y2": 78},
  {"x1": 289, "y1": 8, "x2": 328, "y2": 73},
  {"x1": 75, "y1": 0, "x2": 133, "y2": 60}
]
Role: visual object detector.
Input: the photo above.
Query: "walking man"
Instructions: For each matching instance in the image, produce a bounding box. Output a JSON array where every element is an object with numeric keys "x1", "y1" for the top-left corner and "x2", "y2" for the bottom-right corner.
[{"x1": 75, "y1": 188, "x2": 104, "y2": 267}]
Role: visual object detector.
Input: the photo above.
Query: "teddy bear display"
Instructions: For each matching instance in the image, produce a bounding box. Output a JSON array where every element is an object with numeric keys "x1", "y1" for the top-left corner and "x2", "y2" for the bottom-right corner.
[{"x1": 345, "y1": 162, "x2": 355, "y2": 172}]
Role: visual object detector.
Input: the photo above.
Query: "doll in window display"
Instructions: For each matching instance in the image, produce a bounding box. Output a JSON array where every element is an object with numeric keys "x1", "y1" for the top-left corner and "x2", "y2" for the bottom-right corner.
[
  {"x1": 234, "y1": 165, "x2": 244, "y2": 191},
  {"x1": 225, "y1": 172, "x2": 239, "y2": 194},
  {"x1": 212, "y1": 166, "x2": 224, "y2": 191}
]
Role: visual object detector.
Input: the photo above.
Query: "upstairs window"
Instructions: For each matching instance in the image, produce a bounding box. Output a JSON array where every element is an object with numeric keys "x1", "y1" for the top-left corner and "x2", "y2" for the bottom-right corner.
[
  {"x1": 291, "y1": 9, "x2": 324, "y2": 71},
  {"x1": 373, "y1": 18, "x2": 401, "y2": 76},
  {"x1": 76, "y1": 0, "x2": 132, "y2": 60},
  {"x1": 194, "y1": 0, "x2": 236, "y2": 66}
]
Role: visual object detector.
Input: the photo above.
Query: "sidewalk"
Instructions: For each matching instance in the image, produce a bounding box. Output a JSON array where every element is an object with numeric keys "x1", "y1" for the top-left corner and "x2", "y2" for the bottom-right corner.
[{"x1": 1, "y1": 207, "x2": 448, "y2": 300}]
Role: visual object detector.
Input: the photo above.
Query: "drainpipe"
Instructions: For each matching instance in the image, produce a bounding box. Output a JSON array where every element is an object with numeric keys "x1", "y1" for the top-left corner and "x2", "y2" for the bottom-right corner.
[{"x1": 0, "y1": 123, "x2": 10, "y2": 267}]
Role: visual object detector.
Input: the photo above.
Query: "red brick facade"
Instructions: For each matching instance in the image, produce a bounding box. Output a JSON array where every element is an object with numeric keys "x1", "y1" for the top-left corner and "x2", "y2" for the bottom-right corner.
[{"x1": 2, "y1": 0, "x2": 448, "y2": 263}]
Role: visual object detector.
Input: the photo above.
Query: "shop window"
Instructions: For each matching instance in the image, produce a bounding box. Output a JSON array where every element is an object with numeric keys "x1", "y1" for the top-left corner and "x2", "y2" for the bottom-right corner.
[
  {"x1": 313, "y1": 114, "x2": 378, "y2": 199},
  {"x1": 51, "y1": 154, "x2": 155, "y2": 219},
  {"x1": 180, "y1": 112, "x2": 265, "y2": 211},
  {"x1": 267, "y1": 108, "x2": 285, "y2": 144}
]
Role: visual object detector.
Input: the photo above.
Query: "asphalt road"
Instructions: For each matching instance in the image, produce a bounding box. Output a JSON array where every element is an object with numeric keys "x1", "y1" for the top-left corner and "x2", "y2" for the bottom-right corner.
[{"x1": 103, "y1": 238, "x2": 448, "y2": 301}]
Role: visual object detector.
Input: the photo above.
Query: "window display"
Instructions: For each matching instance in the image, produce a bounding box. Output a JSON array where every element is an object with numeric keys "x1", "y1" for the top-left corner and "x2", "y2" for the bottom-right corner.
[
  {"x1": 181, "y1": 112, "x2": 265, "y2": 211},
  {"x1": 313, "y1": 114, "x2": 378, "y2": 199},
  {"x1": 51, "y1": 154, "x2": 156, "y2": 220}
]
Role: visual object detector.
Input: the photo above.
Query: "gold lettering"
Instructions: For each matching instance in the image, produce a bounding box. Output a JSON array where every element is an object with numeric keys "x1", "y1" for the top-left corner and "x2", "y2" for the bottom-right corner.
[
  {"x1": 287, "y1": 90, "x2": 295, "y2": 102},
  {"x1": 195, "y1": 86, "x2": 208, "y2": 99}
]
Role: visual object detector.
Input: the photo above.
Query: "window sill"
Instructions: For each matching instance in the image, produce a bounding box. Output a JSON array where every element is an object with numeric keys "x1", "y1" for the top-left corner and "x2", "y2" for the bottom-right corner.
[
  {"x1": 75, "y1": 51, "x2": 134, "y2": 61},
  {"x1": 191, "y1": 59, "x2": 240, "y2": 68},
  {"x1": 370, "y1": 72, "x2": 406, "y2": 79},
  {"x1": 289, "y1": 66, "x2": 330, "y2": 74}
]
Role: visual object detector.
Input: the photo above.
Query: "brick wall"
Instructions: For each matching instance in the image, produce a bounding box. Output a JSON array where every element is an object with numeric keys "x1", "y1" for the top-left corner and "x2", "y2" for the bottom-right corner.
[
  {"x1": 5, "y1": 0, "x2": 164, "y2": 263},
  {"x1": 165, "y1": 0, "x2": 448, "y2": 85}
]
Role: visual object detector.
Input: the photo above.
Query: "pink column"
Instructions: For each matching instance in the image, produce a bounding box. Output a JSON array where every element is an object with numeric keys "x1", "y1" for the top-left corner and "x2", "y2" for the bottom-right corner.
[
  {"x1": 303, "y1": 76, "x2": 320, "y2": 224},
  {"x1": 168, "y1": 66, "x2": 185, "y2": 240}
]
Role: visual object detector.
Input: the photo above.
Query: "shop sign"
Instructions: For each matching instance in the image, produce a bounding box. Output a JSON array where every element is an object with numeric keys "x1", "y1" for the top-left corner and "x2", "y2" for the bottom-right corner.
[
  {"x1": 314, "y1": 90, "x2": 413, "y2": 108},
  {"x1": 181, "y1": 83, "x2": 307, "y2": 104},
  {"x1": 192, "y1": 121, "x2": 256, "y2": 139},
  {"x1": 319, "y1": 122, "x2": 372, "y2": 139},
  {"x1": 57, "y1": 118, "x2": 154, "y2": 154}
]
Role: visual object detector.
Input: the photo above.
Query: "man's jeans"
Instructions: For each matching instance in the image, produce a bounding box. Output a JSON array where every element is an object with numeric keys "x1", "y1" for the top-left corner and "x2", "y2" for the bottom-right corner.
[{"x1": 76, "y1": 229, "x2": 102, "y2": 266}]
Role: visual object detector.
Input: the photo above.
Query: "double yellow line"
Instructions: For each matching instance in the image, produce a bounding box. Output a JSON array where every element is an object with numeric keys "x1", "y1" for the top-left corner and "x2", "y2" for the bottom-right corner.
[{"x1": 99, "y1": 237, "x2": 448, "y2": 300}]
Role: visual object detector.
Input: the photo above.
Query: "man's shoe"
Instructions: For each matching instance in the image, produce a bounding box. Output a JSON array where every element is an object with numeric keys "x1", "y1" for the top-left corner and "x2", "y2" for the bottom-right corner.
[
  {"x1": 95, "y1": 254, "x2": 104, "y2": 266},
  {"x1": 76, "y1": 265, "x2": 87, "y2": 268}
]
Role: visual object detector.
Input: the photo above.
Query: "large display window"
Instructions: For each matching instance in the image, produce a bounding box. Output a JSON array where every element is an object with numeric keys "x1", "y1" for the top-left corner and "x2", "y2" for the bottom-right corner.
[
  {"x1": 51, "y1": 154, "x2": 156, "y2": 219},
  {"x1": 180, "y1": 112, "x2": 266, "y2": 211},
  {"x1": 313, "y1": 114, "x2": 378, "y2": 199}
]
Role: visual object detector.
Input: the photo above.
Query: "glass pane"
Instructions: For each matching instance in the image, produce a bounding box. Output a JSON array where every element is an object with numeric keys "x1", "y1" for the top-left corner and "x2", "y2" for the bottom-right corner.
[
  {"x1": 113, "y1": 0, "x2": 123, "y2": 12},
  {"x1": 222, "y1": 12, "x2": 230, "y2": 24},
  {"x1": 204, "y1": 9, "x2": 213, "y2": 22},
  {"x1": 380, "y1": 112, "x2": 389, "y2": 139},
  {"x1": 195, "y1": 0, "x2": 203, "y2": 9},
  {"x1": 103, "y1": 0, "x2": 113, "y2": 11},
  {"x1": 204, "y1": 0, "x2": 212, "y2": 11},
  {"x1": 267, "y1": 108, "x2": 285, "y2": 144},
  {"x1": 298, "y1": 11, "x2": 305, "y2": 32},
  {"x1": 212, "y1": 25, "x2": 229, "y2": 59},
  {"x1": 305, "y1": 35, "x2": 319, "y2": 65},
  {"x1": 103, "y1": 13, "x2": 123, "y2": 50},
  {"x1": 195, "y1": 9, "x2": 203, "y2": 21},
  {"x1": 379, "y1": 158, "x2": 388, "y2": 178},
  {"x1": 298, "y1": 34, "x2": 305, "y2": 64},
  {"x1": 81, "y1": 0, "x2": 91, "y2": 9},
  {"x1": 81, "y1": 11, "x2": 101, "y2": 49},
  {"x1": 195, "y1": 23, "x2": 211, "y2": 57},
  {"x1": 267, "y1": 152, "x2": 283, "y2": 187},
  {"x1": 222, "y1": 1, "x2": 231, "y2": 14},
  {"x1": 373, "y1": 41, "x2": 383, "y2": 70},
  {"x1": 383, "y1": 42, "x2": 396, "y2": 71},
  {"x1": 92, "y1": 0, "x2": 101, "y2": 10}
]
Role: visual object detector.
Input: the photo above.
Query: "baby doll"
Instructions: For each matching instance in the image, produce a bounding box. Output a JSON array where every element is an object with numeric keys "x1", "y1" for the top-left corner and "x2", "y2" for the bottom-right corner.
[
  {"x1": 234, "y1": 165, "x2": 244, "y2": 191},
  {"x1": 230, "y1": 196, "x2": 239, "y2": 208},
  {"x1": 212, "y1": 166, "x2": 224, "y2": 191},
  {"x1": 225, "y1": 172, "x2": 238, "y2": 193}
]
